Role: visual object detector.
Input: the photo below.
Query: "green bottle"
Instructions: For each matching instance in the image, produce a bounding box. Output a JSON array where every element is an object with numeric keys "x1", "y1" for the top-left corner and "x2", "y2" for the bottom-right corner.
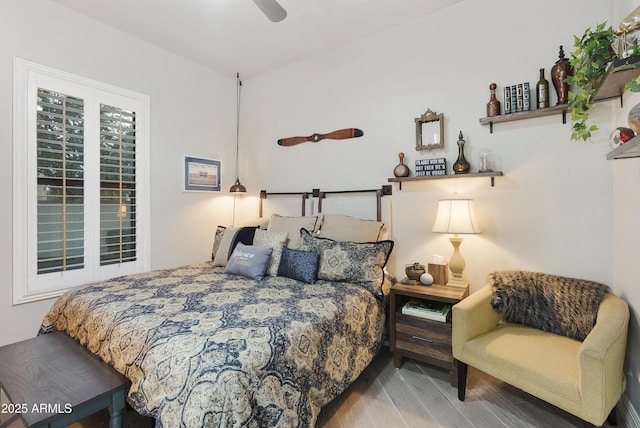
[{"x1": 536, "y1": 68, "x2": 549, "y2": 109}]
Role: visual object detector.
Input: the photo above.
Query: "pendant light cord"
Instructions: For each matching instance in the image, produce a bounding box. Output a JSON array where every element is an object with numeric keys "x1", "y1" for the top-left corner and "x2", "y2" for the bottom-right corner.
[
  {"x1": 235, "y1": 72, "x2": 241, "y2": 181},
  {"x1": 232, "y1": 72, "x2": 241, "y2": 226}
]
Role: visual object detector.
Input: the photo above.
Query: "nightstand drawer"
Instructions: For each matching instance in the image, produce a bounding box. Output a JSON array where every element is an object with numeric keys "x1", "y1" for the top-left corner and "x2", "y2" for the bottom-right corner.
[{"x1": 395, "y1": 315, "x2": 452, "y2": 363}]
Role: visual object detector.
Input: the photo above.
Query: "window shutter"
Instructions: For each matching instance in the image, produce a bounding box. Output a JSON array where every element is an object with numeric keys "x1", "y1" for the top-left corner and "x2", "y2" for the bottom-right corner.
[
  {"x1": 99, "y1": 104, "x2": 137, "y2": 265},
  {"x1": 14, "y1": 58, "x2": 150, "y2": 303},
  {"x1": 36, "y1": 88, "x2": 85, "y2": 274}
]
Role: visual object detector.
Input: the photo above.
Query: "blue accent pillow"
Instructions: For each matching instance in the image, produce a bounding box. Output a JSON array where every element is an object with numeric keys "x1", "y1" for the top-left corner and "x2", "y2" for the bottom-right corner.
[
  {"x1": 224, "y1": 243, "x2": 273, "y2": 280},
  {"x1": 277, "y1": 247, "x2": 320, "y2": 284}
]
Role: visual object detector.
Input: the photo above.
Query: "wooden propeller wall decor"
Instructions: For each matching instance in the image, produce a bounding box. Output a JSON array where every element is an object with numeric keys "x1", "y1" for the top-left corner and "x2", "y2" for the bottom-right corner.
[{"x1": 277, "y1": 128, "x2": 364, "y2": 146}]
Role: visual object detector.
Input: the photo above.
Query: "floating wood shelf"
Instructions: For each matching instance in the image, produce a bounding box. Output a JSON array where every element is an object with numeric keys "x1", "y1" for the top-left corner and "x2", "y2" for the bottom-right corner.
[
  {"x1": 591, "y1": 55, "x2": 640, "y2": 104},
  {"x1": 480, "y1": 55, "x2": 640, "y2": 133},
  {"x1": 479, "y1": 105, "x2": 567, "y2": 133},
  {"x1": 388, "y1": 171, "x2": 503, "y2": 190},
  {"x1": 607, "y1": 135, "x2": 640, "y2": 160}
]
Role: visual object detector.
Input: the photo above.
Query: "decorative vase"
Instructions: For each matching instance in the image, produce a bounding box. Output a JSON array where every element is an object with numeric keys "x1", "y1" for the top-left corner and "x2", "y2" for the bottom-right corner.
[
  {"x1": 609, "y1": 127, "x2": 636, "y2": 149},
  {"x1": 393, "y1": 152, "x2": 410, "y2": 177},
  {"x1": 551, "y1": 45, "x2": 573, "y2": 105},
  {"x1": 453, "y1": 131, "x2": 470, "y2": 174},
  {"x1": 486, "y1": 83, "x2": 501, "y2": 117},
  {"x1": 405, "y1": 263, "x2": 425, "y2": 281},
  {"x1": 628, "y1": 102, "x2": 640, "y2": 134}
]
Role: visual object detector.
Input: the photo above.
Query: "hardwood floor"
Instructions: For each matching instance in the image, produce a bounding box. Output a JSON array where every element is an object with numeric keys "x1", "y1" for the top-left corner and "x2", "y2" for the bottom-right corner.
[
  {"x1": 70, "y1": 347, "x2": 623, "y2": 428},
  {"x1": 316, "y1": 347, "x2": 602, "y2": 428}
]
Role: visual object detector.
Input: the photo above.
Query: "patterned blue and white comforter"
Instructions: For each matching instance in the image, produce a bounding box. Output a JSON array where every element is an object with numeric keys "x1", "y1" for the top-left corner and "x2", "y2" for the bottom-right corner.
[{"x1": 39, "y1": 262, "x2": 385, "y2": 427}]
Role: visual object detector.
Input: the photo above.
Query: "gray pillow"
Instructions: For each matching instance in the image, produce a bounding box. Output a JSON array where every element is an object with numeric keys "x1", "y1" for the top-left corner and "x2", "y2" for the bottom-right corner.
[
  {"x1": 277, "y1": 247, "x2": 320, "y2": 284},
  {"x1": 224, "y1": 243, "x2": 273, "y2": 280}
]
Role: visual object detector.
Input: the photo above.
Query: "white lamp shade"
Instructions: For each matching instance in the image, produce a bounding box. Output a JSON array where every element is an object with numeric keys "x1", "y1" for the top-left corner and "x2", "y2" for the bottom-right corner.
[{"x1": 432, "y1": 199, "x2": 481, "y2": 234}]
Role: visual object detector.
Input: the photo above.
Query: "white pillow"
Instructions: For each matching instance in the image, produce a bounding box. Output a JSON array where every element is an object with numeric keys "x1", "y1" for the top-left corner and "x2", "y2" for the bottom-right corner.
[
  {"x1": 316, "y1": 214, "x2": 383, "y2": 242},
  {"x1": 266, "y1": 214, "x2": 319, "y2": 249},
  {"x1": 212, "y1": 227, "x2": 239, "y2": 266}
]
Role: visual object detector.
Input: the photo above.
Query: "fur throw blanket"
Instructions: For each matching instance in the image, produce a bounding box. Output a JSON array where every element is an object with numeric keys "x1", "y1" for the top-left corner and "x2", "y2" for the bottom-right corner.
[{"x1": 490, "y1": 270, "x2": 610, "y2": 341}]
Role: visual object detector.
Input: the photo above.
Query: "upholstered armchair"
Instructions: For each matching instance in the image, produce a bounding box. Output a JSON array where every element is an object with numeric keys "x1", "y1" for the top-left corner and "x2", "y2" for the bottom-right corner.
[{"x1": 452, "y1": 271, "x2": 629, "y2": 427}]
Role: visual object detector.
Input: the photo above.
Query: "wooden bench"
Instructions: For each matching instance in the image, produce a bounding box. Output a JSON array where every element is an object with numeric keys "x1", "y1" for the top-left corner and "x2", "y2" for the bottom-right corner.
[{"x1": 0, "y1": 332, "x2": 130, "y2": 428}]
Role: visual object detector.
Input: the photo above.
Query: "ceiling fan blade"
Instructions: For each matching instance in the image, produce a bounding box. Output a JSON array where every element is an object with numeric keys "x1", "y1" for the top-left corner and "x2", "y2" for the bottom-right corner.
[{"x1": 252, "y1": 0, "x2": 287, "y2": 22}]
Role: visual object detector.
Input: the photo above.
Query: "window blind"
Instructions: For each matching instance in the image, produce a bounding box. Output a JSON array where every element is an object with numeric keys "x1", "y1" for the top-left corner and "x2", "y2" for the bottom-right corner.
[
  {"x1": 99, "y1": 104, "x2": 137, "y2": 265},
  {"x1": 15, "y1": 58, "x2": 150, "y2": 303},
  {"x1": 36, "y1": 88, "x2": 85, "y2": 274}
]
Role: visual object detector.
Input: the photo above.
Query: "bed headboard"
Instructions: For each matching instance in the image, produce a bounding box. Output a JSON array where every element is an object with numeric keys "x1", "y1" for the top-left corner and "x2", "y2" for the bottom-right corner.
[{"x1": 259, "y1": 185, "x2": 392, "y2": 222}]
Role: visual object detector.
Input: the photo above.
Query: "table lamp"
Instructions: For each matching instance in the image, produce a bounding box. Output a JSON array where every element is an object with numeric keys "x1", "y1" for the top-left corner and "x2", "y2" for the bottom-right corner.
[{"x1": 432, "y1": 199, "x2": 480, "y2": 287}]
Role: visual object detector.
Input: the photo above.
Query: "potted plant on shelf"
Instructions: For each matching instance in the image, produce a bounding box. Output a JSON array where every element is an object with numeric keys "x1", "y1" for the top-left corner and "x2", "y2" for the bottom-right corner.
[
  {"x1": 566, "y1": 23, "x2": 617, "y2": 141},
  {"x1": 567, "y1": 22, "x2": 640, "y2": 141}
]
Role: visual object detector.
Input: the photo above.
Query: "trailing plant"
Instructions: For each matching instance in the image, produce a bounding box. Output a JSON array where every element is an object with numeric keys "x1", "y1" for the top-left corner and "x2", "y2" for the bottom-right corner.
[
  {"x1": 566, "y1": 22, "x2": 617, "y2": 141},
  {"x1": 625, "y1": 75, "x2": 640, "y2": 92}
]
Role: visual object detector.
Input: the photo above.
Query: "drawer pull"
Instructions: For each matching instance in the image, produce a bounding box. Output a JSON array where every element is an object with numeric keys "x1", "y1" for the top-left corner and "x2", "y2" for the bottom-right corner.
[{"x1": 411, "y1": 335, "x2": 433, "y2": 343}]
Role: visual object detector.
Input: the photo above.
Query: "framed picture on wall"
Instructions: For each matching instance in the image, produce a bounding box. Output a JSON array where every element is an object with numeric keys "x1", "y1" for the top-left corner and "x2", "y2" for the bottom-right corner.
[{"x1": 184, "y1": 156, "x2": 221, "y2": 192}]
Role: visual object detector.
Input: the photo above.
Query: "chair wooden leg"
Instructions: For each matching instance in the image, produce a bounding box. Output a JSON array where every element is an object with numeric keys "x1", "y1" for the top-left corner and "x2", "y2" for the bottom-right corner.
[
  {"x1": 582, "y1": 406, "x2": 618, "y2": 428},
  {"x1": 457, "y1": 360, "x2": 467, "y2": 401},
  {"x1": 607, "y1": 405, "x2": 618, "y2": 426}
]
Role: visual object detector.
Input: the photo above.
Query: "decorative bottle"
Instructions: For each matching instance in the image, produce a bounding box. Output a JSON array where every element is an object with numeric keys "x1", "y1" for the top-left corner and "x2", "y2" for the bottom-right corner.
[
  {"x1": 453, "y1": 131, "x2": 470, "y2": 174},
  {"x1": 536, "y1": 68, "x2": 549, "y2": 109},
  {"x1": 393, "y1": 152, "x2": 410, "y2": 177},
  {"x1": 551, "y1": 45, "x2": 573, "y2": 105},
  {"x1": 486, "y1": 83, "x2": 501, "y2": 117}
]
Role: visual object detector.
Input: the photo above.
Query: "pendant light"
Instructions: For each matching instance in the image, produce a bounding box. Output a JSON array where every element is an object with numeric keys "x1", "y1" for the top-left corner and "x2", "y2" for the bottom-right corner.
[{"x1": 229, "y1": 72, "x2": 246, "y2": 193}]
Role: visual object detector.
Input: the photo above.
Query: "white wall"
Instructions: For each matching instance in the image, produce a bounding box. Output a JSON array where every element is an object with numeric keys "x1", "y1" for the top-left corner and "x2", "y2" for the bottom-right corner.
[
  {"x1": 612, "y1": 0, "x2": 640, "y2": 416},
  {"x1": 613, "y1": 154, "x2": 640, "y2": 420},
  {"x1": 0, "y1": 0, "x2": 237, "y2": 346},
  {"x1": 242, "y1": 0, "x2": 639, "y2": 415},
  {"x1": 243, "y1": 0, "x2": 614, "y2": 285},
  {"x1": 613, "y1": 92, "x2": 640, "y2": 419}
]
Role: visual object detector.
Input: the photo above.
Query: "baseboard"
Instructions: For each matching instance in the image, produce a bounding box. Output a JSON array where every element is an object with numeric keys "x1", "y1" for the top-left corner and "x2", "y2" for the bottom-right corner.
[{"x1": 621, "y1": 396, "x2": 640, "y2": 428}]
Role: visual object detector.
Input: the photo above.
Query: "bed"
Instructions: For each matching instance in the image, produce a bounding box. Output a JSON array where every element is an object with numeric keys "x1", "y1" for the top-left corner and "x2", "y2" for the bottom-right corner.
[{"x1": 39, "y1": 187, "x2": 394, "y2": 427}]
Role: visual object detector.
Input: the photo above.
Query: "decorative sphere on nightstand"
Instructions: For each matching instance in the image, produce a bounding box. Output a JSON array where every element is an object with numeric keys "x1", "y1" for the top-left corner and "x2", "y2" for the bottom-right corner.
[{"x1": 420, "y1": 272, "x2": 434, "y2": 286}]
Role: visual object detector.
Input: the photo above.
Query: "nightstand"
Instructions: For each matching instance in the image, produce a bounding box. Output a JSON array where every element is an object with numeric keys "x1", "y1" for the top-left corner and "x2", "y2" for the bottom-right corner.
[{"x1": 389, "y1": 282, "x2": 469, "y2": 385}]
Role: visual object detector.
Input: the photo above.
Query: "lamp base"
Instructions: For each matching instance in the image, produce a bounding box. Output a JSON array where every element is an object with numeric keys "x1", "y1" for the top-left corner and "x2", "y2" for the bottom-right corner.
[
  {"x1": 446, "y1": 235, "x2": 468, "y2": 288},
  {"x1": 446, "y1": 276, "x2": 469, "y2": 288}
]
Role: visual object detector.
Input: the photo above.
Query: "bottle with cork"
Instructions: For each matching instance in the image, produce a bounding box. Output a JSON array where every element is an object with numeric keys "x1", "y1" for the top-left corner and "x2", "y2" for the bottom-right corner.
[{"x1": 536, "y1": 68, "x2": 549, "y2": 109}]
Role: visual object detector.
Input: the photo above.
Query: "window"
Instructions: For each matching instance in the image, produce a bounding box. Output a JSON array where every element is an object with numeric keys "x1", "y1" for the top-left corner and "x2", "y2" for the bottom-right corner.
[
  {"x1": 36, "y1": 89, "x2": 86, "y2": 275},
  {"x1": 13, "y1": 58, "x2": 150, "y2": 304},
  {"x1": 99, "y1": 104, "x2": 138, "y2": 266}
]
